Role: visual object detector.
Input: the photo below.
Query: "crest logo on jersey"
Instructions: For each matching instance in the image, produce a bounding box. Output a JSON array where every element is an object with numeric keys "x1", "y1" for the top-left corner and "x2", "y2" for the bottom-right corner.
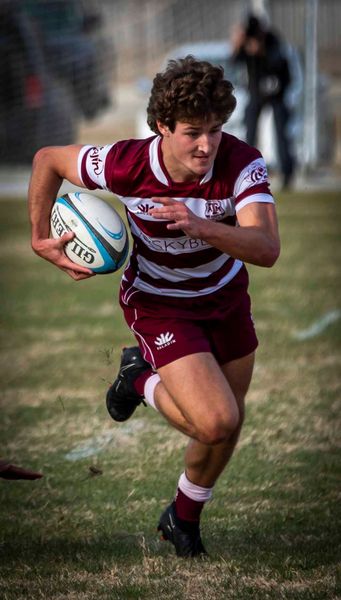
[
  {"x1": 89, "y1": 146, "x2": 104, "y2": 176},
  {"x1": 204, "y1": 200, "x2": 225, "y2": 220},
  {"x1": 233, "y1": 158, "x2": 269, "y2": 197},
  {"x1": 154, "y1": 332, "x2": 176, "y2": 349},
  {"x1": 248, "y1": 164, "x2": 268, "y2": 185}
]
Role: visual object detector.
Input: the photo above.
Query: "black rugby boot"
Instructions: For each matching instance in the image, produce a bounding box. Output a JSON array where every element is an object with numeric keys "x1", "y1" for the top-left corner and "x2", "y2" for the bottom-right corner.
[
  {"x1": 106, "y1": 346, "x2": 151, "y2": 422},
  {"x1": 157, "y1": 502, "x2": 207, "y2": 558}
]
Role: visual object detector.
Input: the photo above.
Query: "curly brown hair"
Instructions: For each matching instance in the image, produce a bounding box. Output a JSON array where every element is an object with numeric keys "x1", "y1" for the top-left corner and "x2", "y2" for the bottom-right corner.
[{"x1": 147, "y1": 55, "x2": 236, "y2": 134}]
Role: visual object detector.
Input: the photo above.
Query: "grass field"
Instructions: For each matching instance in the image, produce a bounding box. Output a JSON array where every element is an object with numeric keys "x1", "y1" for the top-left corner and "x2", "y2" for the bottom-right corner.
[{"x1": 0, "y1": 191, "x2": 340, "y2": 600}]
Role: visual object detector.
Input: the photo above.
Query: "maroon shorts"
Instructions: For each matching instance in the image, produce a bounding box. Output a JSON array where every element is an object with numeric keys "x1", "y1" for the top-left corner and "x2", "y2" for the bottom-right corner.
[{"x1": 119, "y1": 266, "x2": 258, "y2": 369}]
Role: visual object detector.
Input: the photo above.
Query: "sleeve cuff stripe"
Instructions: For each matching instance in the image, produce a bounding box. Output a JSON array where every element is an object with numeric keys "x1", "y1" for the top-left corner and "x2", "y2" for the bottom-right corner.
[
  {"x1": 235, "y1": 193, "x2": 274, "y2": 212},
  {"x1": 77, "y1": 145, "x2": 92, "y2": 186}
]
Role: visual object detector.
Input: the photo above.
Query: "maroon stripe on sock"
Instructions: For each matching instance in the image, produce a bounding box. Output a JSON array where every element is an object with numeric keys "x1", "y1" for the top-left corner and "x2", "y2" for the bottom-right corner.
[
  {"x1": 134, "y1": 368, "x2": 154, "y2": 396},
  {"x1": 175, "y1": 487, "x2": 204, "y2": 522}
]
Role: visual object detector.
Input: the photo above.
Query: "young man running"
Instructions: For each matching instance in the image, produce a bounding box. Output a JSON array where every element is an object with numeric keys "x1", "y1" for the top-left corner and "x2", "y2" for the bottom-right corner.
[{"x1": 28, "y1": 56, "x2": 280, "y2": 557}]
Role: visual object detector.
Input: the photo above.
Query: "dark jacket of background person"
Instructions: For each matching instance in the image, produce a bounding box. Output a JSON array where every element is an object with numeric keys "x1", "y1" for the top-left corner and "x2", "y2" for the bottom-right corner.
[{"x1": 232, "y1": 15, "x2": 295, "y2": 188}]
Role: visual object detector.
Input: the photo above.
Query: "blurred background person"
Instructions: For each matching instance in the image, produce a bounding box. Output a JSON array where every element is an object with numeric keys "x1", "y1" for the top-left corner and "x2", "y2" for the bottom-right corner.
[{"x1": 231, "y1": 14, "x2": 295, "y2": 189}]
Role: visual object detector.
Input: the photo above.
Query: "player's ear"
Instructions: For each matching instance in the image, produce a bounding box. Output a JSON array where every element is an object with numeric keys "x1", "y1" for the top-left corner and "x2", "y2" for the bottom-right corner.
[{"x1": 156, "y1": 121, "x2": 170, "y2": 137}]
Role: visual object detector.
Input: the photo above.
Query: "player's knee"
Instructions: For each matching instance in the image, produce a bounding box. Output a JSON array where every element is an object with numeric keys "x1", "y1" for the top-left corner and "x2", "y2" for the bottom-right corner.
[{"x1": 196, "y1": 410, "x2": 240, "y2": 445}]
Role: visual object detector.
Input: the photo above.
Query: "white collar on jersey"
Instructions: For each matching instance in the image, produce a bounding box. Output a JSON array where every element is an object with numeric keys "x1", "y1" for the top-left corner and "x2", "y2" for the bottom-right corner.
[{"x1": 149, "y1": 136, "x2": 214, "y2": 186}]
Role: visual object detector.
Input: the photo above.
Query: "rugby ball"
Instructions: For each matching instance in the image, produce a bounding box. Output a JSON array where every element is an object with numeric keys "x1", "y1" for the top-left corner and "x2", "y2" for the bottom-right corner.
[{"x1": 50, "y1": 191, "x2": 129, "y2": 274}]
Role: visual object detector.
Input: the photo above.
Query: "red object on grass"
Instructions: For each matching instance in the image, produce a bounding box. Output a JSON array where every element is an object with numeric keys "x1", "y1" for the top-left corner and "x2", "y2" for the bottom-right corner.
[{"x1": 0, "y1": 460, "x2": 43, "y2": 480}]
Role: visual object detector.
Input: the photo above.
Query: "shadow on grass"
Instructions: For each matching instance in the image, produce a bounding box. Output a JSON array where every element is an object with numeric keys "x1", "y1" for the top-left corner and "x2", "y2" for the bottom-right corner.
[
  {"x1": 0, "y1": 530, "x2": 148, "y2": 569},
  {"x1": 211, "y1": 512, "x2": 339, "y2": 571},
  {"x1": 209, "y1": 446, "x2": 340, "y2": 573},
  {"x1": 0, "y1": 500, "x2": 338, "y2": 572}
]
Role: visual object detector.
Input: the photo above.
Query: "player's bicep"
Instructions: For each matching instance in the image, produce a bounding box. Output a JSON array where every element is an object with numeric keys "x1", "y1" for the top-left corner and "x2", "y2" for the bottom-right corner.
[
  {"x1": 54, "y1": 145, "x2": 85, "y2": 187},
  {"x1": 237, "y1": 201, "x2": 280, "y2": 241},
  {"x1": 34, "y1": 144, "x2": 85, "y2": 188}
]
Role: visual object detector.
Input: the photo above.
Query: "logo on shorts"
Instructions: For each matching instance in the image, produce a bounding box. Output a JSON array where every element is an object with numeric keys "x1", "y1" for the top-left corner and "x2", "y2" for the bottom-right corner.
[{"x1": 154, "y1": 332, "x2": 176, "y2": 349}]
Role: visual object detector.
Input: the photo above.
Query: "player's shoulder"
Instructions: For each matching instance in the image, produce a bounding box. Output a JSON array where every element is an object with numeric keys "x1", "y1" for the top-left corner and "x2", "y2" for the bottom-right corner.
[
  {"x1": 217, "y1": 133, "x2": 269, "y2": 195},
  {"x1": 79, "y1": 136, "x2": 156, "y2": 192},
  {"x1": 113, "y1": 136, "x2": 156, "y2": 157},
  {"x1": 220, "y1": 132, "x2": 266, "y2": 175},
  {"x1": 106, "y1": 136, "x2": 156, "y2": 195},
  {"x1": 104, "y1": 136, "x2": 155, "y2": 170},
  {"x1": 218, "y1": 132, "x2": 262, "y2": 168},
  {"x1": 79, "y1": 136, "x2": 154, "y2": 170}
]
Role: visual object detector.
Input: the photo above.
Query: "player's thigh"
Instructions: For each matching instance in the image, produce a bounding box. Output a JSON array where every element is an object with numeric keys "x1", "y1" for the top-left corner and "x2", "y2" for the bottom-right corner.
[
  {"x1": 157, "y1": 352, "x2": 240, "y2": 435},
  {"x1": 220, "y1": 351, "x2": 255, "y2": 415}
]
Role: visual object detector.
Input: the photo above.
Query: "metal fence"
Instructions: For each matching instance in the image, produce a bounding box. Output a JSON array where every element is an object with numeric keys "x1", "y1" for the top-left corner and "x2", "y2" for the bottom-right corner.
[
  {"x1": 1, "y1": 0, "x2": 340, "y2": 166},
  {"x1": 102, "y1": 0, "x2": 341, "y2": 82}
]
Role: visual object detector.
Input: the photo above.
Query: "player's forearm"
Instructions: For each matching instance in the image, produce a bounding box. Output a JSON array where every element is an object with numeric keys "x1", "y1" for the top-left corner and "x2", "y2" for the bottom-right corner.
[
  {"x1": 28, "y1": 148, "x2": 64, "y2": 248},
  {"x1": 200, "y1": 219, "x2": 280, "y2": 267},
  {"x1": 29, "y1": 145, "x2": 84, "y2": 249}
]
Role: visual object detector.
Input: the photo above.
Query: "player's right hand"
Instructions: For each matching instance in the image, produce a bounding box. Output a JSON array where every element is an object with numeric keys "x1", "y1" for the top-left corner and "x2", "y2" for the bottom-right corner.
[{"x1": 32, "y1": 232, "x2": 95, "y2": 280}]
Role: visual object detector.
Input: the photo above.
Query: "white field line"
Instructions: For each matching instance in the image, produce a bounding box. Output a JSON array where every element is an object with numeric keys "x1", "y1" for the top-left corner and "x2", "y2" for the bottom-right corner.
[
  {"x1": 293, "y1": 309, "x2": 341, "y2": 340},
  {"x1": 65, "y1": 420, "x2": 145, "y2": 461}
]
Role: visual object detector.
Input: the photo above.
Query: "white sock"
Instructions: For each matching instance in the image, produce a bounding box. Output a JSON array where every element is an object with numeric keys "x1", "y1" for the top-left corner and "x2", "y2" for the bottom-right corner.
[
  {"x1": 178, "y1": 471, "x2": 213, "y2": 502},
  {"x1": 144, "y1": 373, "x2": 161, "y2": 411}
]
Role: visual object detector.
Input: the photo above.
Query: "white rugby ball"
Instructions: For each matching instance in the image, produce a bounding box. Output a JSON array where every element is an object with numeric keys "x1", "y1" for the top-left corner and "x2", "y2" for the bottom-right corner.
[{"x1": 50, "y1": 191, "x2": 129, "y2": 274}]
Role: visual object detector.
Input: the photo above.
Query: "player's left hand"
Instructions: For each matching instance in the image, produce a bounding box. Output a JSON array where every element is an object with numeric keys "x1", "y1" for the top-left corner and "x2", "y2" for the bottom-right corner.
[{"x1": 149, "y1": 197, "x2": 205, "y2": 238}]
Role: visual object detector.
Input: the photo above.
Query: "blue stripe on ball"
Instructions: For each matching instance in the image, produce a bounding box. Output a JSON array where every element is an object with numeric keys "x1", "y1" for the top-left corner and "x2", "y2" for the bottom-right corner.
[{"x1": 56, "y1": 196, "x2": 119, "y2": 273}]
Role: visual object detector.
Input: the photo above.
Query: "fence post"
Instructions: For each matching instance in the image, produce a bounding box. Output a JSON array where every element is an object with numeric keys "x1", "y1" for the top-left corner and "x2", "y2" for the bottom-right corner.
[{"x1": 302, "y1": 0, "x2": 319, "y2": 171}]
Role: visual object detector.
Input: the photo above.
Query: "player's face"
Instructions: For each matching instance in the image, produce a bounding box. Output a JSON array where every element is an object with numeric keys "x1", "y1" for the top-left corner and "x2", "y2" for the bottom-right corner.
[{"x1": 158, "y1": 118, "x2": 223, "y2": 182}]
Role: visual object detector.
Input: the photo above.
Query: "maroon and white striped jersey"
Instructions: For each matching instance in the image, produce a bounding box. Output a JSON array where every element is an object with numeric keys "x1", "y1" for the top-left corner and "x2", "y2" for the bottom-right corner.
[{"x1": 78, "y1": 133, "x2": 274, "y2": 298}]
